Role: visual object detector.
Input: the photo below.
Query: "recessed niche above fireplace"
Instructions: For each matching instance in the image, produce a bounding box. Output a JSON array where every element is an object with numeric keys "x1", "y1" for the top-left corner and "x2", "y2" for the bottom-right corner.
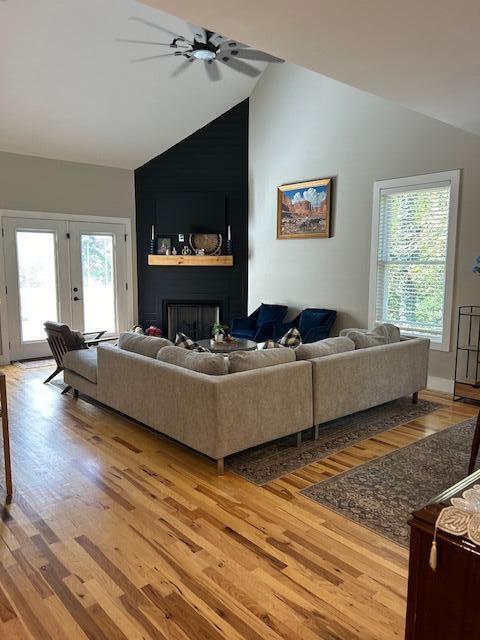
[
  {"x1": 166, "y1": 302, "x2": 220, "y2": 341},
  {"x1": 156, "y1": 192, "x2": 226, "y2": 235}
]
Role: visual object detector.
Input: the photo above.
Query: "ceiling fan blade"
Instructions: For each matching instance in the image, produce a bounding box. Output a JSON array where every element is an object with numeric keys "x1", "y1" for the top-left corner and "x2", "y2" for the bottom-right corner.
[
  {"x1": 232, "y1": 49, "x2": 284, "y2": 63},
  {"x1": 189, "y1": 24, "x2": 207, "y2": 43},
  {"x1": 131, "y1": 52, "x2": 180, "y2": 63},
  {"x1": 219, "y1": 39, "x2": 250, "y2": 50},
  {"x1": 116, "y1": 38, "x2": 178, "y2": 46},
  {"x1": 208, "y1": 33, "x2": 227, "y2": 47},
  {"x1": 218, "y1": 56, "x2": 261, "y2": 78},
  {"x1": 204, "y1": 60, "x2": 221, "y2": 82},
  {"x1": 171, "y1": 58, "x2": 194, "y2": 78},
  {"x1": 129, "y1": 17, "x2": 191, "y2": 43}
]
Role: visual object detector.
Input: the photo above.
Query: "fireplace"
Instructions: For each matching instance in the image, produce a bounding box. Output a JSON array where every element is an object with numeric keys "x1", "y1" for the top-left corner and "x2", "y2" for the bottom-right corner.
[{"x1": 166, "y1": 302, "x2": 220, "y2": 342}]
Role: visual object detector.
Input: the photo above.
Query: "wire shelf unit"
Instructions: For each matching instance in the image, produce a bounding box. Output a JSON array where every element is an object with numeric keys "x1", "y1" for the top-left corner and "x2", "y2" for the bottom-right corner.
[{"x1": 454, "y1": 306, "x2": 480, "y2": 401}]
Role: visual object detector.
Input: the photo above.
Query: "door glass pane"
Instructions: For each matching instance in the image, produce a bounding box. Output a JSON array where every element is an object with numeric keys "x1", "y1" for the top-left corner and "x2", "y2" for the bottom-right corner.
[
  {"x1": 17, "y1": 231, "x2": 58, "y2": 342},
  {"x1": 81, "y1": 234, "x2": 116, "y2": 333}
]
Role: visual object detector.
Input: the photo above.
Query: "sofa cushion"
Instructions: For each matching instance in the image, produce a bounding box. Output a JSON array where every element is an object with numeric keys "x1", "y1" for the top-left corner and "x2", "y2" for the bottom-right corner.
[
  {"x1": 340, "y1": 330, "x2": 386, "y2": 349},
  {"x1": 295, "y1": 336, "x2": 355, "y2": 361},
  {"x1": 118, "y1": 332, "x2": 173, "y2": 358},
  {"x1": 157, "y1": 346, "x2": 228, "y2": 375},
  {"x1": 340, "y1": 323, "x2": 401, "y2": 349},
  {"x1": 63, "y1": 348, "x2": 98, "y2": 383},
  {"x1": 229, "y1": 348, "x2": 295, "y2": 373}
]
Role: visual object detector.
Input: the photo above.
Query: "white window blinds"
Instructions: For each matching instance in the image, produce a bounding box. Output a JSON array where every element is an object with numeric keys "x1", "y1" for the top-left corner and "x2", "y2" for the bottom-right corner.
[{"x1": 373, "y1": 178, "x2": 455, "y2": 343}]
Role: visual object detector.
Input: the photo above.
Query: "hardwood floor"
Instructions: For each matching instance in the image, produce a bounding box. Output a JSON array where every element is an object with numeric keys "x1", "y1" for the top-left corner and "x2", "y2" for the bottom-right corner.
[{"x1": 0, "y1": 365, "x2": 476, "y2": 640}]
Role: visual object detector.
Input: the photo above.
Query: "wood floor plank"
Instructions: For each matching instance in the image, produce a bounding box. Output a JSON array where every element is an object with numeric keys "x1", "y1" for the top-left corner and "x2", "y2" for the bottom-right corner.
[{"x1": 0, "y1": 364, "x2": 476, "y2": 639}]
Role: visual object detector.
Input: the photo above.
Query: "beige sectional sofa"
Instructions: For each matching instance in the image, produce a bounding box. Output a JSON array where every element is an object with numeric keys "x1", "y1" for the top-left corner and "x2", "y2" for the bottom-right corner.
[{"x1": 63, "y1": 330, "x2": 429, "y2": 474}]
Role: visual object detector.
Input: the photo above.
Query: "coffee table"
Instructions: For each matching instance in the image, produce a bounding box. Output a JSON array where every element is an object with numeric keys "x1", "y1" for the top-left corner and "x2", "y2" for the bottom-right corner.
[{"x1": 196, "y1": 338, "x2": 258, "y2": 354}]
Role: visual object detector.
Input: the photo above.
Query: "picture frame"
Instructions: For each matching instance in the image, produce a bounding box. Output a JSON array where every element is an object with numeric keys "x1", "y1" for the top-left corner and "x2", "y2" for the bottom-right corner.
[
  {"x1": 277, "y1": 178, "x2": 332, "y2": 239},
  {"x1": 157, "y1": 236, "x2": 172, "y2": 255}
]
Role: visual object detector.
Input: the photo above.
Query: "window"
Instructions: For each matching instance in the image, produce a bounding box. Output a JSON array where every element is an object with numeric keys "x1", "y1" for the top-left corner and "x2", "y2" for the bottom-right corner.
[{"x1": 369, "y1": 170, "x2": 459, "y2": 351}]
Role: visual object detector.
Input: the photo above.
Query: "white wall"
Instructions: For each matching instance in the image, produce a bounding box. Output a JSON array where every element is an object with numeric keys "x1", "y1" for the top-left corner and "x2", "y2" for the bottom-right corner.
[
  {"x1": 0, "y1": 151, "x2": 137, "y2": 354},
  {"x1": 249, "y1": 63, "x2": 480, "y2": 382},
  {"x1": 0, "y1": 151, "x2": 135, "y2": 217}
]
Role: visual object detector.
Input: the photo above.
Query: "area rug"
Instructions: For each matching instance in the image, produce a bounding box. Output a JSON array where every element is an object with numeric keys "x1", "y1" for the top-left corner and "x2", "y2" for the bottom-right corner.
[
  {"x1": 226, "y1": 397, "x2": 440, "y2": 484},
  {"x1": 13, "y1": 358, "x2": 55, "y2": 369},
  {"x1": 302, "y1": 417, "x2": 478, "y2": 547}
]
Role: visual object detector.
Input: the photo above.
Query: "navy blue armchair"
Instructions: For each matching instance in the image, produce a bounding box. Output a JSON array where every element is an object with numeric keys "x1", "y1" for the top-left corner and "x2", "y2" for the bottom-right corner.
[
  {"x1": 230, "y1": 303, "x2": 288, "y2": 342},
  {"x1": 274, "y1": 308, "x2": 336, "y2": 343}
]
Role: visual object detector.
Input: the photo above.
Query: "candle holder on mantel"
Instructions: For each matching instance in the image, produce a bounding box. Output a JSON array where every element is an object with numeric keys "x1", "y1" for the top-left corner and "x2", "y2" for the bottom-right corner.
[
  {"x1": 150, "y1": 224, "x2": 156, "y2": 255},
  {"x1": 226, "y1": 225, "x2": 233, "y2": 255}
]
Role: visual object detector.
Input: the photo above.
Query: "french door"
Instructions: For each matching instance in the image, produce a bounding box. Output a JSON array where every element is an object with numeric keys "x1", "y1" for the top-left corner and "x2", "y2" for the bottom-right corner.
[{"x1": 3, "y1": 217, "x2": 129, "y2": 360}]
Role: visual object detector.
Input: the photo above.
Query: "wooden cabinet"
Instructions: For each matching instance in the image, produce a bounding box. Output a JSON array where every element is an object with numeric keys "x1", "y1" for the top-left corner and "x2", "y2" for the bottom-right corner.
[{"x1": 406, "y1": 469, "x2": 480, "y2": 639}]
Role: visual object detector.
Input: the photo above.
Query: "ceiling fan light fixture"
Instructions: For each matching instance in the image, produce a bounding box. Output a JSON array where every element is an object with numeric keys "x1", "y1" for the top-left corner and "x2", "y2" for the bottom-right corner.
[{"x1": 192, "y1": 49, "x2": 216, "y2": 61}]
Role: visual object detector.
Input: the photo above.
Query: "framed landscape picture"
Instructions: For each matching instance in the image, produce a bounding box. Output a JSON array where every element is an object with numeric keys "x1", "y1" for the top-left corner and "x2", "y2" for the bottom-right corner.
[{"x1": 277, "y1": 178, "x2": 332, "y2": 239}]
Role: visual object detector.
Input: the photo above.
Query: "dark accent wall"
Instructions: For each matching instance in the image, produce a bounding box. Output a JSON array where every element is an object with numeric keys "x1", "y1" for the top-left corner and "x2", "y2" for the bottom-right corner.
[{"x1": 135, "y1": 100, "x2": 249, "y2": 334}]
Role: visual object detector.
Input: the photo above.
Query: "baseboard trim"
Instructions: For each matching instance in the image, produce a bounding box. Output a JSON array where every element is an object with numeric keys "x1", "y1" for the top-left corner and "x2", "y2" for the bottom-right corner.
[{"x1": 427, "y1": 376, "x2": 454, "y2": 394}]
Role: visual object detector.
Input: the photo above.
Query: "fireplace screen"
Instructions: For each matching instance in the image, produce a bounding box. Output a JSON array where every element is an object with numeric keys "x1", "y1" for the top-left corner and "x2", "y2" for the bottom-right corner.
[{"x1": 166, "y1": 303, "x2": 220, "y2": 342}]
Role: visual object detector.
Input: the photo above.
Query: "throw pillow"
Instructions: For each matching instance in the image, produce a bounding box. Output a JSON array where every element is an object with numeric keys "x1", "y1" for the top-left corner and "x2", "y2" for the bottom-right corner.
[
  {"x1": 157, "y1": 346, "x2": 228, "y2": 375},
  {"x1": 340, "y1": 329, "x2": 387, "y2": 349},
  {"x1": 117, "y1": 332, "x2": 173, "y2": 359},
  {"x1": 229, "y1": 348, "x2": 295, "y2": 373},
  {"x1": 175, "y1": 332, "x2": 197, "y2": 349},
  {"x1": 174, "y1": 332, "x2": 210, "y2": 352},
  {"x1": 262, "y1": 339, "x2": 284, "y2": 349},
  {"x1": 373, "y1": 323, "x2": 401, "y2": 343},
  {"x1": 339, "y1": 323, "x2": 401, "y2": 349},
  {"x1": 295, "y1": 336, "x2": 355, "y2": 361},
  {"x1": 278, "y1": 327, "x2": 302, "y2": 348}
]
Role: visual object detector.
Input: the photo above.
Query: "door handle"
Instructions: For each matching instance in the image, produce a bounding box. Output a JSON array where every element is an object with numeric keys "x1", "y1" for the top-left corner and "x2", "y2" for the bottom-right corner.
[{"x1": 73, "y1": 296, "x2": 83, "y2": 301}]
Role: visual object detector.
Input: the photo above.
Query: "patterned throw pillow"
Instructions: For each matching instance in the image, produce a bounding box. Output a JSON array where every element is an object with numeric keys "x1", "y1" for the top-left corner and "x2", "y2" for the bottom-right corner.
[
  {"x1": 262, "y1": 339, "x2": 284, "y2": 349},
  {"x1": 262, "y1": 328, "x2": 302, "y2": 349},
  {"x1": 175, "y1": 332, "x2": 210, "y2": 352},
  {"x1": 175, "y1": 332, "x2": 197, "y2": 349},
  {"x1": 278, "y1": 327, "x2": 302, "y2": 348}
]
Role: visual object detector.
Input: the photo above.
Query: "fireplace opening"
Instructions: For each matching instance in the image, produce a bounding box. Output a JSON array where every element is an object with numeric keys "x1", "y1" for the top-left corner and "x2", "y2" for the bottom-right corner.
[{"x1": 166, "y1": 302, "x2": 220, "y2": 342}]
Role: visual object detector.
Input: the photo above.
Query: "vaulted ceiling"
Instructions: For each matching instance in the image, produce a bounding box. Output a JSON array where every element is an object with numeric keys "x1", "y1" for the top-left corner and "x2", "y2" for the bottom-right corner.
[
  {"x1": 141, "y1": 0, "x2": 480, "y2": 138},
  {"x1": 2, "y1": 0, "x2": 479, "y2": 170},
  {"x1": 0, "y1": 0, "x2": 266, "y2": 169}
]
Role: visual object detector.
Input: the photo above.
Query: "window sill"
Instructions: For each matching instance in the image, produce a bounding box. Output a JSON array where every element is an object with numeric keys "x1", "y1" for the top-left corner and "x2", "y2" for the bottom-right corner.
[{"x1": 400, "y1": 333, "x2": 450, "y2": 352}]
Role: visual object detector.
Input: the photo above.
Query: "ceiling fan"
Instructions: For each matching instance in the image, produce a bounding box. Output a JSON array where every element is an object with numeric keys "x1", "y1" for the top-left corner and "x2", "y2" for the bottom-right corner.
[{"x1": 118, "y1": 16, "x2": 284, "y2": 81}]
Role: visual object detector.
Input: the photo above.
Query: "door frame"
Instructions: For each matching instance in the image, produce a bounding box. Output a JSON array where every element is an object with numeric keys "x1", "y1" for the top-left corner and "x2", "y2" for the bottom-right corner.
[{"x1": 0, "y1": 209, "x2": 134, "y2": 364}]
